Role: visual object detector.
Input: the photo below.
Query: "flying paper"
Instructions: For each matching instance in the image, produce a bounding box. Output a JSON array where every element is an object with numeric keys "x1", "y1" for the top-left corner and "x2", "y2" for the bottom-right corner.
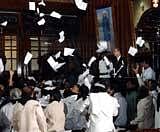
[
  {"x1": 75, "y1": 0, "x2": 88, "y2": 11},
  {"x1": 78, "y1": 69, "x2": 89, "y2": 86},
  {"x1": 54, "y1": 51, "x2": 61, "y2": 59},
  {"x1": 128, "y1": 46, "x2": 138, "y2": 56},
  {"x1": 38, "y1": 0, "x2": 46, "y2": 6},
  {"x1": 40, "y1": 13, "x2": 45, "y2": 17},
  {"x1": 103, "y1": 56, "x2": 110, "y2": 66},
  {"x1": 88, "y1": 56, "x2": 96, "y2": 67},
  {"x1": 84, "y1": 77, "x2": 91, "y2": 90},
  {"x1": 82, "y1": 63, "x2": 87, "y2": 68},
  {"x1": 37, "y1": 18, "x2": 45, "y2": 25},
  {"x1": 144, "y1": 42, "x2": 150, "y2": 50},
  {"x1": 29, "y1": 2, "x2": 36, "y2": 11},
  {"x1": 58, "y1": 31, "x2": 65, "y2": 43},
  {"x1": 0, "y1": 58, "x2": 4, "y2": 73},
  {"x1": 50, "y1": 11, "x2": 62, "y2": 19},
  {"x1": 136, "y1": 37, "x2": 145, "y2": 47},
  {"x1": 1, "y1": 21, "x2": 8, "y2": 27},
  {"x1": 64, "y1": 48, "x2": 75, "y2": 56},
  {"x1": 96, "y1": 41, "x2": 108, "y2": 53},
  {"x1": 47, "y1": 56, "x2": 65, "y2": 72},
  {"x1": 24, "y1": 52, "x2": 33, "y2": 65},
  {"x1": 37, "y1": 8, "x2": 40, "y2": 14}
]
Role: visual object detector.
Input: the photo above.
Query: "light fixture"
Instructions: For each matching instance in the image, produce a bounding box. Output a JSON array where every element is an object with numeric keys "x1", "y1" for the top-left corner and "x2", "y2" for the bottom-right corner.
[{"x1": 153, "y1": 0, "x2": 159, "y2": 8}]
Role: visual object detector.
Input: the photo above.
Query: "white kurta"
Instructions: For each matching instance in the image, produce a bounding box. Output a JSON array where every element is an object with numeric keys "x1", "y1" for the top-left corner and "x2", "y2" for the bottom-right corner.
[
  {"x1": 88, "y1": 93, "x2": 119, "y2": 132},
  {"x1": 19, "y1": 100, "x2": 47, "y2": 132},
  {"x1": 44, "y1": 101, "x2": 65, "y2": 132}
]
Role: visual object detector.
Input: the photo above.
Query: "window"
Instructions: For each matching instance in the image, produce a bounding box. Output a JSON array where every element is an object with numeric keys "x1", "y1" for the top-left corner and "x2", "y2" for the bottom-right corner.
[
  {"x1": 30, "y1": 37, "x2": 50, "y2": 71},
  {"x1": 4, "y1": 36, "x2": 17, "y2": 71}
]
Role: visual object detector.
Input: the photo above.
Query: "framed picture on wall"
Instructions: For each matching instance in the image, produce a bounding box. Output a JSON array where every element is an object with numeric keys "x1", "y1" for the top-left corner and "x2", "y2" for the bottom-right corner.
[{"x1": 96, "y1": 7, "x2": 115, "y2": 51}]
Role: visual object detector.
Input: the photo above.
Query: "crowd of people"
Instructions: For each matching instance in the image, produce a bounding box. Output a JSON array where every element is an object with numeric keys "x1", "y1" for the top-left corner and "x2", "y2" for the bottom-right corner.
[{"x1": 0, "y1": 48, "x2": 159, "y2": 132}]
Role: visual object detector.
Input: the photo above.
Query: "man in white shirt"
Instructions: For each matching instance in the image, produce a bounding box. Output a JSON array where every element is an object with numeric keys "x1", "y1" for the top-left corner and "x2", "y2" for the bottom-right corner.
[
  {"x1": 141, "y1": 60, "x2": 155, "y2": 81},
  {"x1": 132, "y1": 60, "x2": 155, "y2": 86},
  {"x1": 88, "y1": 83, "x2": 119, "y2": 132}
]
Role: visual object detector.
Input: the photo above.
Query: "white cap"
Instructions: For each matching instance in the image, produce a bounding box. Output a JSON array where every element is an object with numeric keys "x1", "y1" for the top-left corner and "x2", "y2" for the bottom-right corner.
[
  {"x1": 38, "y1": 0, "x2": 46, "y2": 6},
  {"x1": 75, "y1": 0, "x2": 88, "y2": 11},
  {"x1": 128, "y1": 46, "x2": 138, "y2": 56},
  {"x1": 44, "y1": 86, "x2": 56, "y2": 91},
  {"x1": 28, "y1": 76, "x2": 36, "y2": 82},
  {"x1": 0, "y1": 58, "x2": 4, "y2": 73},
  {"x1": 88, "y1": 56, "x2": 96, "y2": 67},
  {"x1": 47, "y1": 56, "x2": 65, "y2": 72},
  {"x1": 44, "y1": 80, "x2": 52, "y2": 86},
  {"x1": 96, "y1": 41, "x2": 108, "y2": 53},
  {"x1": 94, "y1": 83, "x2": 105, "y2": 89},
  {"x1": 103, "y1": 56, "x2": 110, "y2": 66},
  {"x1": 136, "y1": 37, "x2": 145, "y2": 47},
  {"x1": 50, "y1": 11, "x2": 62, "y2": 19},
  {"x1": 1, "y1": 21, "x2": 8, "y2": 27},
  {"x1": 37, "y1": 18, "x2": 46, "y2": 26},
  {"x1": 64, "y1": 48, "x2": 75, "y2": 56},
  {"x1": 29, "y1": 2, "x2": 36, "y2": 11},
  {"x1": 58, "y1": 31, "x2": 65, "y2": 43},
  {"x1": 24, "y1": 52, "x2": 32, "y2": 65},
  {"x1": 54, "y1": 51, "x2": 61, "y2": 59}
]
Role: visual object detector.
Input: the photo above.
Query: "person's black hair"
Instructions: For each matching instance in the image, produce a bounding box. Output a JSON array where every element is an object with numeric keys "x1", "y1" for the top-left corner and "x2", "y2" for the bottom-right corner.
[
  {"x1": 20, "y1": 86, "x2": 34, "y2": 105},
  {"x1": 24, "y1": 79, "x2": 36, "y2": 87},
  {"x1": 126, "y1": 78, "x2": 139, "y2": 91},
  {"x1": 111, "y1": 82, "x2": 120, "y2": 93},
  {"x1": 50, "y1": 89, "x2": 62, "y2": 102},
  {"x1": 137, "y1": 85, "x2": 149, "y2": 100},
  {"x1": 148, "y1": 79, "x2": 157, "y2": 91},
  {"x1": 77, "y1": 85, "x2": 89, "y2": 101},
  {"x1": 90, "y1": 82, "x2": 107, "y2": 93}
]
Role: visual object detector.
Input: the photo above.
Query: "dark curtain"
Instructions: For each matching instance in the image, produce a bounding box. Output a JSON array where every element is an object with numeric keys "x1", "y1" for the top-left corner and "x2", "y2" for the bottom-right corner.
[{"x1": 112, "y1": 0, "x2": 133, "y2": 56}]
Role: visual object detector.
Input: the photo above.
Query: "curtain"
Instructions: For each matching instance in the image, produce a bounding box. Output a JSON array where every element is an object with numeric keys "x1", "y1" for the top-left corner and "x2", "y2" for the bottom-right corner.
[{"x1": 112, "y1": 0, "x2": 134, "y2": 56}]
